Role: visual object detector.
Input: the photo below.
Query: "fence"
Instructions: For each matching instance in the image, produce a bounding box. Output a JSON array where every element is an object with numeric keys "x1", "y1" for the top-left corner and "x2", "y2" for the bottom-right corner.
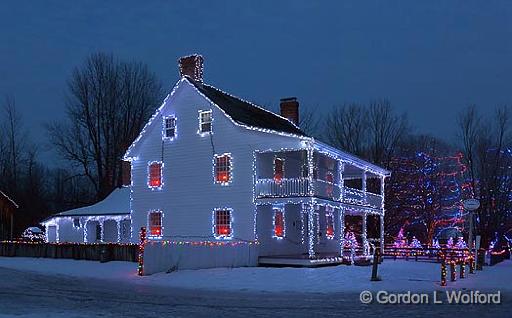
[
  {"x1": 384, "y1": 246, "x2": 471, "y2": 263},
  {"x1": 0, "y1": 241, "x2": 138, "y2": 262}
]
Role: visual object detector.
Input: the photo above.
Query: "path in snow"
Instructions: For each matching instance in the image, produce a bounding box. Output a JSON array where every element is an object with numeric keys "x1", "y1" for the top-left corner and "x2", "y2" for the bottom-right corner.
[{"x1": 0, "y1": 257, "x2": 510, "y2": 317}]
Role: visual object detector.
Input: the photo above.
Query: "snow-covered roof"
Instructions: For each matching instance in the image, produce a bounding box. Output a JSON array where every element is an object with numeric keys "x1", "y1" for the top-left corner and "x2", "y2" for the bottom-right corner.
[
  {"x1": 0, "y1": 190, "x2": 18, "y2": 208},
  {"x1": 46, "y1": 187, "x2": 130, "y2": 219}
]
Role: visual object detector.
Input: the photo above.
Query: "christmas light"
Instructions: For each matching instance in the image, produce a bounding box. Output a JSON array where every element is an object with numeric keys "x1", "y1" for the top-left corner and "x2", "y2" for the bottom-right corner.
[
  {"x1": 162, "y1": 115, "x2": 177, "y2": 141},
  {"x1": 138, "y1": 227, "x2": 146, "y2": 276},
  {"x1": 147, "y1": 161, "x2": 164, "y2": 190},
  {"x1": 272, "y1": 206, "x2": 285, "y2": 239},
  {"x1": 212, "y1": 208, "x2": 233, "y2": 240}
]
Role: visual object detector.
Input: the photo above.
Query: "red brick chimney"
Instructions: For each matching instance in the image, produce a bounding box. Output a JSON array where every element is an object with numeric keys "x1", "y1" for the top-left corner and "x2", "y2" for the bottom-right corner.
[
  {"x1": 280, "y1": 97, "x2": 299, "y2": 126},
  {"x1": 179, "y1": 54, "x2": 204, "y2": 82}
]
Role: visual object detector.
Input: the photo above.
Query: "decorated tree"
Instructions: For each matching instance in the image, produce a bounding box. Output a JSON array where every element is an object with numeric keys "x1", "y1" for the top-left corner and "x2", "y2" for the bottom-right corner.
[
  {"x1": 344, "y1": 231, "x2": 359, "y2": 249},
  {"x1": 455, "y1": 237, "x2": 467, "y2": 249},
  {"x1": 409, "y1": 236, "x2": 422, "y2": 248},
  {"x1": 386, "y1": 137, "x2": 470, "y2": 244},
  {"x1": 393, "y1": 228, "x2": 408, "y2": 248},
  {"x1": 446, "y1": 237, "x2": 454, "y2": 248}
]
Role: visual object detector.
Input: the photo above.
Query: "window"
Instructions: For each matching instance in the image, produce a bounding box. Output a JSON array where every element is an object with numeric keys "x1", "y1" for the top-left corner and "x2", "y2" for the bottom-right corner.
[
  {"x1": 73, "y1": 218, "x2": 80, "y2": 228},
  {"x1": 214, "y1": 153, "x2": 232, "y2": 184},
  {"x1": 273, "y1": 208, "x2": 285, "y2": 238},
  {"x1": 148, "y1": 211, "x2": 163, "y2": 237},
  {"x1": 214, "y1": 209, "x2": 232, "y2": 238},
  {"x1": 148, "y1": 162, "x2": 163, "y2": 189},
  {"x1": 163, "y1": 116, "x2": 176, "y2": 139},
  {"x1": 326, "y1": 210, "x2": 334, "y2": 239},
  {"x1": 274, "y1": 158, "x2": 284, "y2": 183},
  {"x1": 199, "y1": 110, "x2": 212, "y2": 134}
]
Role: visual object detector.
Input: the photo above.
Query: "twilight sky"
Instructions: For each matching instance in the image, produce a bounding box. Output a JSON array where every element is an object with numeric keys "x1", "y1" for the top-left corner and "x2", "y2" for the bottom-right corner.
[{"x1": 1, "y1": 1, "x2": 511, "y2": 162}]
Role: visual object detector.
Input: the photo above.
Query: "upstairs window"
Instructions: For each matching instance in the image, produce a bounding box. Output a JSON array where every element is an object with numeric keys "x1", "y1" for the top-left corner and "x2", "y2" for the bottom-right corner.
[
  {"x1": 148, "y1": 161, "x2": 163, "y2": 189},
  {"x1": 214, "y1": 153, "x2": 232, "y2": 184},
  {"x1": 273, "y1": 208, "x2": 285, "y2": 239},
  {"x1": 214, "y1": 209, "x2": 232, "y2": 239},
  {"x1": 274, "y1": 158, "x2": 284, "y2": 183},
  {"x1": 326, "y1": 210, "x2": 335, "y2": 239},
  {"x1": 163, "y1": 115, "x2": 177, "y2": 139},
  {"x1": 199, "y1": 110, "x2": 213, "y2": 134},
  {"x1": 148, "y1": 211, "x2": 163, "y2": 237}
]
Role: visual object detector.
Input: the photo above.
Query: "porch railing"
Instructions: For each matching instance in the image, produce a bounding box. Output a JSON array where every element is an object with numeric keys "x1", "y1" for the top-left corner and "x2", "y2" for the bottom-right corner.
[
  {"x1": 255, "y1": 178, "x2": 383, "y2": 209},
  {"x1": 255, "y1": 178, "x2": 310, "y2": 198}
]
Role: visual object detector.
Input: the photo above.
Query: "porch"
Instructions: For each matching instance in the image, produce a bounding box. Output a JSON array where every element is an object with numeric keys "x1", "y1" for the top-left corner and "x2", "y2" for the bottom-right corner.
[{"x1": 255, "y1": 199, "x2": 384, "y2": 266}]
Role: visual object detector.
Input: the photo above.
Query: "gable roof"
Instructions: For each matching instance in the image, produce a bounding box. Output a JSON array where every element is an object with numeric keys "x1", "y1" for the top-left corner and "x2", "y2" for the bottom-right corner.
[
  {"x1": 186, "y1": 77, "x2": 307, "y2": 137},
  {"x1": 42, "y1": 187, "x2": 130, "y2": 222},
  {"x1": 0, "y1": 190, "x2": 18, "y2": 209}
]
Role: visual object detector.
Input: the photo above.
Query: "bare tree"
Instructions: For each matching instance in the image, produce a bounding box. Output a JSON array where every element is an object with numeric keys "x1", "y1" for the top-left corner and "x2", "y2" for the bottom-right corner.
[
  {"x1": 325, "y1": 103, "x2": 368, "y2": 157},
  {"x1": 0, "y1": 95, "x2": 26, "y2": 191},
  {"x1": 457, "y1": 105, "x2": 512, "y2": 247},
  {"x1": 47, "y1": 53, "x2": 163, "y2": 200},
  {"x1": 367, "y1": 99, "x2": 408, "y2": 167}
]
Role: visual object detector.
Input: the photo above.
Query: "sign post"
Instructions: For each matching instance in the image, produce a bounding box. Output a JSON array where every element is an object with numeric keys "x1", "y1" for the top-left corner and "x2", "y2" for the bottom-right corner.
[{"x1": 463, "y1": 199, "x2": 480, "y2": 269}]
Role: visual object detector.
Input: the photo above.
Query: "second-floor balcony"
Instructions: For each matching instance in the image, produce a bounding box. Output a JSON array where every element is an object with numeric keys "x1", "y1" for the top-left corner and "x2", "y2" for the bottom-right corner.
[
  {"x1": 254, "y1": 149, "x2": 385, "y2": 210},
  {"x1": 254, "y1": 178, "x2": 383, "y2": 209}
]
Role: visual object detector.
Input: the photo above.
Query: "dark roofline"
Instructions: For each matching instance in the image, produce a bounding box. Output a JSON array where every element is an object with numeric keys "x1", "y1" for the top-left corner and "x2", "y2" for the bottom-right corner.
[
  {"x1": 185, "y1": 77, "x2": 308, "y2": 137},
  {"x1": 0, "y1": 190, "x2": 18, "y2": 209}
]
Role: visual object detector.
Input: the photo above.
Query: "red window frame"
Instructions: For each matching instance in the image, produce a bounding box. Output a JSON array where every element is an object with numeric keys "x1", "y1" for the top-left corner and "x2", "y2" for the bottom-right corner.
[
  {"x1": 214, "y1": 209, "x2": 231, "y2": 238},
  {"x1": 148, "y1": 162, "x2": 162, "y2": 188},
  {"x1": 148, "y1": 211, "x2": 162, "y2": 237},
  {"x1": 273, "y1": 208, "x2": 284, "y2": 238},
  {"x1": 215, "y1": 154, "x2": 231, "y2": 183},
  {"x1": 274, "y1": 158, "x2": 284, "y2": 183}
]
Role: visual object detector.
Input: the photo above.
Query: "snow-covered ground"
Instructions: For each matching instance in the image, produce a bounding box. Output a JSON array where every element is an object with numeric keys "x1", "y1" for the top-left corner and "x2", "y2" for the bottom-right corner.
[
  {"x1": 0, "y1": 257, "x2": 510, "y2": 317},
  {"x1": 1, "y1": 257, "x2": 510, "y2": 294}
]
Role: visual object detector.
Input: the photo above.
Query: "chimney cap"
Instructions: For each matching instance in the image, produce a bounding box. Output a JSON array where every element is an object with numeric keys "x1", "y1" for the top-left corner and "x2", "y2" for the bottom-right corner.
[{"x1": 280, "y1": 97, "x2": 297, "y2": 102}]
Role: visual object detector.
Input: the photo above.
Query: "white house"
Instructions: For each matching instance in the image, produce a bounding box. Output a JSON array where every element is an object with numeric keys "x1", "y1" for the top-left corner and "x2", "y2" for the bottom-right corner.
[
  {"x1": 41, "y1": 187, "x2": 131, "y2": 244},
  {"x1": 124, "y1": 55, "x2": 390, "y2": 273}
]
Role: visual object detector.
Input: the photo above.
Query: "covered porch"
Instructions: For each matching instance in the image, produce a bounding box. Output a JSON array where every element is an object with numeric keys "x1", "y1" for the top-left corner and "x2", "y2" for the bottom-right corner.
[{"x1": 256, "y1": 198, "x2": 384, "y2": 267}]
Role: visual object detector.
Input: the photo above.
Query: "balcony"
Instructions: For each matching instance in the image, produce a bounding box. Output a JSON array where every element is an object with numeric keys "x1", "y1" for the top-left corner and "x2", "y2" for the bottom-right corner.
[{"x1": 255, "y1": 178, "x2": 382, "y2": 209}]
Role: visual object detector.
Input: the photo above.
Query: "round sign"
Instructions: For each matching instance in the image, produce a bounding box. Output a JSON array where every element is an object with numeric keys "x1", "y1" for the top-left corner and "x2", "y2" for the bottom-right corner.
[{"x1": 463, "y1": 199, "x2": 480, "y2": 211}]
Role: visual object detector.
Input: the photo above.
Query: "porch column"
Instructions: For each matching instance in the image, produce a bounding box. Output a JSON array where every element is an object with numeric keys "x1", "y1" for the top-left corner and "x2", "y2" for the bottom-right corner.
[
  {"x1": 116, "y1": 220, "x2": 121, "y2": 242},
  {"x1": 306, "y1": 203, "x2": 315, "y2": 259},
  {"x1": 339, "y1": 207, "x2": 345, "y2": 257},
  {"x1": 380, "y1": 175, "x2": 386, "y2": 254},
  {"x1": 380, "y1": 214, "x2": 385, "y2": 255},
  {"x1": 362, "y1": 212, "x2": 368, "y2": 255},
  {"x1": 100, "y1": 220, "x2": 105, "y2": 242}
]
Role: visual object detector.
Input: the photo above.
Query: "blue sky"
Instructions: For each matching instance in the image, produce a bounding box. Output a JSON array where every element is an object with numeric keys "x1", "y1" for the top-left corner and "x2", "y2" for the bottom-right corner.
[{"x1": 1, "y1": 1, "x2": 511, "y2": 161}]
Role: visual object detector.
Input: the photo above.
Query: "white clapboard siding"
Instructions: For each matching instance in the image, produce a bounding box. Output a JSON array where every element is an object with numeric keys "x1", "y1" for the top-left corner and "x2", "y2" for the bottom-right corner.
[{"x1": 129, "y1": 79, "x2": 304, "y2": 243}]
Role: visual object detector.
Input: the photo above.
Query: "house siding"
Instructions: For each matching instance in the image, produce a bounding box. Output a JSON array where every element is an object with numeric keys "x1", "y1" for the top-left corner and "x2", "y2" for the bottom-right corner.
[{"x1": 129, "y1": 80, "x2": 305, "y2": 244}]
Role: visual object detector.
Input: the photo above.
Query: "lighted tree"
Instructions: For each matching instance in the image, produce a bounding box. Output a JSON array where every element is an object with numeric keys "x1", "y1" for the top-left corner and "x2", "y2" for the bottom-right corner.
[
  {"x1": 386, "y1": 137, "x2": 469, "y2": 243},
  {"x1": 344, "y1": 231, "x2": 359, "y2": 248},
  {"x1": 455, "y1": 237, "x2": 467, "y2": 249},
  {"x1": 393, "y1": 228, "x2": 408, "y2": 248},
  {"x1": 446, "y1": 237, "x2": 454, "y2": 248},
  {"x1": 409, "y1": 236, "x2": 422, "y2": 248},
  {"x1": 432, "y1": 239, "x2": 440, "y2": 249}
]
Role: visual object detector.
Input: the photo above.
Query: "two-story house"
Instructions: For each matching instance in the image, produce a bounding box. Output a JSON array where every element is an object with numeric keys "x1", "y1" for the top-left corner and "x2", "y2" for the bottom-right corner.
[{"x1": 125, "y1": 55, "x2": 390, "y2": 274}]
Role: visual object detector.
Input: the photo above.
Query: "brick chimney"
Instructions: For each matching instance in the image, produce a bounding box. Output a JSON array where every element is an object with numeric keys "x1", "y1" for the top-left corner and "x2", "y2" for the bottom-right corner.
[
  {"x1": 280, "y1": 97, "x2": 299, "y2": 126},
  {"x1": 121, "y1": 160, "x2": 131, "y2": 187},
  {"x1": 178, "y1": 54, "x2": 204, "y2": 82}
]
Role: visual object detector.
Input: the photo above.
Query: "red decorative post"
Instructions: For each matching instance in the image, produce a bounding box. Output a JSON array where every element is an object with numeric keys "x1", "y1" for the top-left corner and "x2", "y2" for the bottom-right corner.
[{"x1": 137, "y1": 227, "x2": 146, "y2": 276}]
